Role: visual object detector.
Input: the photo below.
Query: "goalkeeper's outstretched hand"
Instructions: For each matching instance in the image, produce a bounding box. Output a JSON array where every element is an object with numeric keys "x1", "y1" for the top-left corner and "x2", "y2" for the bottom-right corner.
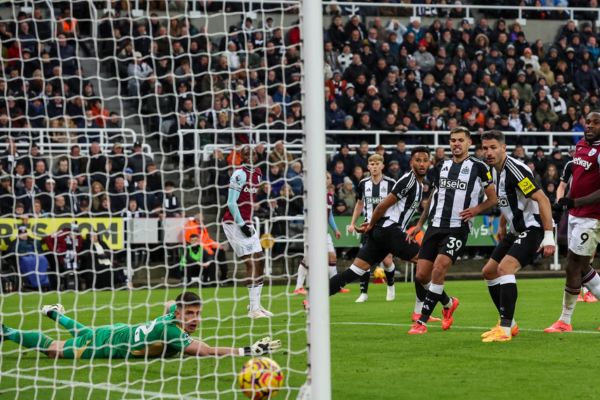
[{"x1": 244, "y1": 337, "x2": 282, "y2": 356}]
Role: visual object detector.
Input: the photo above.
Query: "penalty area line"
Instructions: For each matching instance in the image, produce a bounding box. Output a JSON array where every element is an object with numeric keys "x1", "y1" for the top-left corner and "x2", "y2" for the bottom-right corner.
[{"x1": 0, "y1": 372, "x2": 203, "y2": 400}]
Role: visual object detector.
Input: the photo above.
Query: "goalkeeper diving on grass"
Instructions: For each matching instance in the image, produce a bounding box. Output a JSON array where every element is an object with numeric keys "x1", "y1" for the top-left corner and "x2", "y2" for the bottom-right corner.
[{"x1": 1, "y1": 292, "x2": 281, "y2": 359}]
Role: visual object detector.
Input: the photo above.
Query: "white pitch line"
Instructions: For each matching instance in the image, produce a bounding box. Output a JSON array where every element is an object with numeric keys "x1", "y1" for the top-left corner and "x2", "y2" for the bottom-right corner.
[
  {"x1": 332, "y1": 321, "x2": 600, "y2": 335},
  {"x1": 0, "y1": 372, "x2": 204, "y2": 400},
  {"x1": 230, "y1": 320, "x2": 600, "y2": 335}
]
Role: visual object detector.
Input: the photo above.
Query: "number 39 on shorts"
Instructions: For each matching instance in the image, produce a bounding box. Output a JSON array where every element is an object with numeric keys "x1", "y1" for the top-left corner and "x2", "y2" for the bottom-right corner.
[{"x1": 447, "y1": 237, "x2": 463, "y2": 250}]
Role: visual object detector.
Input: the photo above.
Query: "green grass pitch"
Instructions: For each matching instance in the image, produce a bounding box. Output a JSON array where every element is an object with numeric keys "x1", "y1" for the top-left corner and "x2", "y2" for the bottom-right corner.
[{"x1": 1, "y1": 278, "x2": 599, "y2": 399}]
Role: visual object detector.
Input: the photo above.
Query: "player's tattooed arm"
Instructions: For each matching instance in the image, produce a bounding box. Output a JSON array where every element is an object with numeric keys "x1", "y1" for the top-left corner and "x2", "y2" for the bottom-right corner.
[
  {"x1": 358, "y1": 194, "x2": 396, "y2": 233},
  {"x1": 409, "y1": 189, "x2": 433, "y2": 240}
]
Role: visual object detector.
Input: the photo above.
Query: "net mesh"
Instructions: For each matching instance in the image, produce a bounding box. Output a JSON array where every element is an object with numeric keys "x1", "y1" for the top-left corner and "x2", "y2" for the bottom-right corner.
[{"x1": 0, "y1": 1, "x2": 308, "y2": 398}]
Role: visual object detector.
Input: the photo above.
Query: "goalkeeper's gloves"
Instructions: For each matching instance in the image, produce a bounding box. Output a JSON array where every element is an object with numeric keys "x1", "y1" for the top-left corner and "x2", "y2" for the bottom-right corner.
[
  {"x1": 557, "y1": 197, "x2": 575, "y2": 210},
  {"x1": 240, "y1": 337, "x2": 282, "y2": 356},
  {"x1": 240, "y1": 224, "x2": 254, "y2": 238}
]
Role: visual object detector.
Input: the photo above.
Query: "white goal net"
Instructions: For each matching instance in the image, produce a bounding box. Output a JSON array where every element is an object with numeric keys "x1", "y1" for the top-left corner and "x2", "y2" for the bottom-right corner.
[{"x1": 0, "y1": 0, "x2": 313, "y2": 398}]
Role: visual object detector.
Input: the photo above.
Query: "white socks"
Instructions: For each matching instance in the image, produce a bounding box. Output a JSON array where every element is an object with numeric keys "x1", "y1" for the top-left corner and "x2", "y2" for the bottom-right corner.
[
  {"x1": 329, "y1": 264, "x2": 338, "y2": 278},
  {"x1": 429, "y1": 283, "x2": 444, "y2": 294},
  {"x1": 584, "y1": 271, "x2": 600, "y2": 298},
  {"x1": 295, "y1": 264, "x2": 308, "y2": 290},
  {"x1": 486, "y1": 277, "x2": 501, "y2": 287},
  {"x1": 350, "y1": 264, "x2": 367, "y2": 276},
  {"x1": 248, "y1": 283, "x2": 263, "y2": 312},
  {"x1": 383, "y1": 263, "x2": 395, "y2": 273},
  {"x1": 559, "y1": 289, "x2": 579, "y2": 325}
]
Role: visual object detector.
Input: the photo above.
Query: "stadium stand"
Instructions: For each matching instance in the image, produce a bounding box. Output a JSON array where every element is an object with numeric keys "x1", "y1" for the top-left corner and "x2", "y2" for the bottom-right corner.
[{"x1": 0, "y1": 0, "x2": 599, "y2": 290}]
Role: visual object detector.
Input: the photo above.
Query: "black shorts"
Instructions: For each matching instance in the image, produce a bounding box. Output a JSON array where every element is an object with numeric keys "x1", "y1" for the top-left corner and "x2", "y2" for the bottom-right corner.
[
  {"x1": 418, "y1": 226, "x2": 469, "y2": 264},
  {"x1": 356, "y1": 225, "x2": 420, "y2": 266},
  {"x1": 490, "y1": 229, "x2": 544, "y2": 268},
  {"x1": 360, "y1": 233, "x2": 368, "y2": 246}
]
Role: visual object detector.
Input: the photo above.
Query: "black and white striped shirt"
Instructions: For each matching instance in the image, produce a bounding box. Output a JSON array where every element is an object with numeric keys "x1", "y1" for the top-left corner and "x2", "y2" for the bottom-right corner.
[
  {"x1": 492, "y1": 156, "x2": 541, "y2": 234},
  {"x1": 357, "y1": 176, "x2": 396, "y2": 222},
  {"x1": 429, "y1": 156, "x2": 493, "y2": 229},
  {"x1": 382, "y1": 171, "x2": 423, "y2": 230}
]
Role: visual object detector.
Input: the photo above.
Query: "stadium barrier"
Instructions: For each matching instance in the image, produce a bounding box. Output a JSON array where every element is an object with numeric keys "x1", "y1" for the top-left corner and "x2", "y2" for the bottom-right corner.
[{"x1": 184, "y1": 129, "x2": 581, "y2": 163}]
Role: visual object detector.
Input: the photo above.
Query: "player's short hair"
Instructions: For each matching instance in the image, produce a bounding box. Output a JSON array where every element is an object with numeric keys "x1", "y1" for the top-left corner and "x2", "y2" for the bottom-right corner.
[
  {"x1": 368, "y1": 154, "x2": 384, "y2": 163},
  {"x1": 450, "y1": 126, "x2": 471, "y2": 137},
  {"x1": 481, "y1": 130, "x2": 505, "y2": 143},
  {"x1": 411, "y1": 146, "x2": 430, "y2": 158},
  {"x1": 176, "y1": 292, "x2": 202, "y2": 309}
]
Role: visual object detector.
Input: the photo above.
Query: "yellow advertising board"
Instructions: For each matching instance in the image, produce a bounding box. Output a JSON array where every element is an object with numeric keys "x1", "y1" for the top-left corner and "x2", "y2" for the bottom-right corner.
[{"x1": 0, "y1": 218, "x2": 124, "y2": 251}]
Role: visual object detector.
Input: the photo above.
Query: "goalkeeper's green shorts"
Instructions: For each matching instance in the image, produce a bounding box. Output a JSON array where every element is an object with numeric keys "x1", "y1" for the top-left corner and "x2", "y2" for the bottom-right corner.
[
  {"x1": 62, "y1": 330, "x2": 96, "y2": 359},
  {"x1": 62, "y1": 324, "x2": 129, "y2": 359}
]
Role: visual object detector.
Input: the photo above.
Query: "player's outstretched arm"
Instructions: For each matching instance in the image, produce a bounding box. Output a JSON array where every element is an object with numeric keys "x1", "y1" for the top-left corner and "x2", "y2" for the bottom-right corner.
[
  {"x1": 184, "y1": 337, "x2": 281, "y2": 357},
  {"x1": 358, "y1": 194, "x2": 396, "y2": 233},
  {"x1": 572, "y1": 188, "x2": 600, "y2": 208}
]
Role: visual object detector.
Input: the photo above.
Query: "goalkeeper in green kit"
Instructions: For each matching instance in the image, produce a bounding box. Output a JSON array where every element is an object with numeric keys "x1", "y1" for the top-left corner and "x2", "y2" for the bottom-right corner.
[{"x1": 1, "y1": 292, "x2": 280, "y2": 359}]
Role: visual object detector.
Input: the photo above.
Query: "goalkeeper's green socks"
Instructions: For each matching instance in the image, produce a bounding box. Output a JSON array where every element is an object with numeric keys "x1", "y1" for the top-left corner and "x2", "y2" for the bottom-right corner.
[
  {"x1": 2, "y1": 324, "x2": 53, "y2": 351},
  {"x1": 47, "y1": 311, "x2": 87, "y2": 337}
]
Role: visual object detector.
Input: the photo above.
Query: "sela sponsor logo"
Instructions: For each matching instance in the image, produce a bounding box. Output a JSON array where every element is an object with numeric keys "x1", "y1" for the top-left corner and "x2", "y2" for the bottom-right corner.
[
  {"x1": 572, "y1": 157, "x2": 592, "y2": 170},
  {"x1": 409, "y1": 200, "x2": 420, "y2": 210},
  {"x1": 497, "y1": 197, "x2": 509, "y2": 207},
  {"x1": 365, "y1": 196, "x2": 383, "y2": 205},
  {"x1": 439, "y1": 177, "x2": 467, "y2": 190}
]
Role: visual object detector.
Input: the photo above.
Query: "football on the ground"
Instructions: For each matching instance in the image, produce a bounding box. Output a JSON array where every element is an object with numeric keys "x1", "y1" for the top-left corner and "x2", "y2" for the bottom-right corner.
[
  {"x1": 373, "y1": 267, "x2": 386, "y2": 280},
  {"x1": 239, "y1": 357, "x2": 284, "y2": 399}
]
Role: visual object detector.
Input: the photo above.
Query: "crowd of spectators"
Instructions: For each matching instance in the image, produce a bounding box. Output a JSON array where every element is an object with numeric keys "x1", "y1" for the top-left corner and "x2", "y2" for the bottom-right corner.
[{"x1": 0, "y1": 5, "x2": 124, "y2": 144}]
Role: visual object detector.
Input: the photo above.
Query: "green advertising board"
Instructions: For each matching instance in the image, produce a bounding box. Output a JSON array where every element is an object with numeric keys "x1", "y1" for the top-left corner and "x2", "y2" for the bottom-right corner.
[{"x1": 329, "y1": 215, "x2": 501, "y2": 247}]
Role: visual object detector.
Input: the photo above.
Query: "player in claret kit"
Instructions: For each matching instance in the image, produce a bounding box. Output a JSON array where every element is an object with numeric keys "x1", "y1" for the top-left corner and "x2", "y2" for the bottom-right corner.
[
  {"x1": 480, "y1": 130, "x2": 555, "y2": 342},
  {"x1": 222, "y1": 146, "x2": 272, "y2": 318},
  {"x1": 1, "y1": 293, "x2": 281, "y2": 359},
  {"x1": 545, "y1": 112, "x2": 600, "y2": 333}
]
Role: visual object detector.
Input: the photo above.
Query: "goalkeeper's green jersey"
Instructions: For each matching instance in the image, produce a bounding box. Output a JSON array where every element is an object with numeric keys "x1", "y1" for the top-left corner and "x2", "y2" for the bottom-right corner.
[{"x1": 66, "y1": 312, "x2": 193, "y2": 359}]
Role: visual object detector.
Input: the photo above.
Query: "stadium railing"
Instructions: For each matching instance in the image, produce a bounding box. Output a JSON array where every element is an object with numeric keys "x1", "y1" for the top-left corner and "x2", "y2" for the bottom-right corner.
[
  {"x1": 185, "y1": 129, "x2": 581, "y2": 162},
  {"x1": 318, "y1": 1, "x2": 600, "y2": 22},
  {"x1": 0, "y1": 128, "x2": 151, "y2": 157},
  {"x1": 91, "y1": 1, "x2": 600, "y2": 22}
]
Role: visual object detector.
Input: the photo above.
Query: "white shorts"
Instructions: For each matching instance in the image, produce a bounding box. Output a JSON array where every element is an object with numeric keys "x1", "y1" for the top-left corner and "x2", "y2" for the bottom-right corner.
[
  {"x1": 327, "y1": 233, "x2": 335, "y2": 254},
  {"x1": 567, "y1": 215, "x2": 600, "y2": 257},
  {"x1": 223, "y1": 223, "x2": 262, "y2": 258}
]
